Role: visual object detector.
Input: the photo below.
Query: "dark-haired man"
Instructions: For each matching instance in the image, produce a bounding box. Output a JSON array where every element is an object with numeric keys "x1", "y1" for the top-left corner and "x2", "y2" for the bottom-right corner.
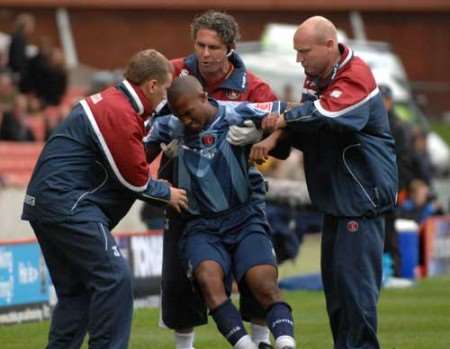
[{"x1": 157, "y1": 10, "x2": 278, "y2": 349}]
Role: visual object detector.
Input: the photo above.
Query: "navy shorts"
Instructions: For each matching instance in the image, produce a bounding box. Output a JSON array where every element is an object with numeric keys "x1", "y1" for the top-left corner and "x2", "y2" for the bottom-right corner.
[{"x1": 179, "y1": 204, "x2": 276, "y2": 283}]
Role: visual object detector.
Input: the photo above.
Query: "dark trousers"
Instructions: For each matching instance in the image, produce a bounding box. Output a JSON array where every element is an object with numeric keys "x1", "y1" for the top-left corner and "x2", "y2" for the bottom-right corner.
[
  {"x1": 321, "y1": 215, "x2": 385, "y2": 349},
  {"x1": 161, "y1": 217, "x2": 207, "y2": 329},
  {"x1": 30, "y1": 220, "x2": 133, "y2": 349}
]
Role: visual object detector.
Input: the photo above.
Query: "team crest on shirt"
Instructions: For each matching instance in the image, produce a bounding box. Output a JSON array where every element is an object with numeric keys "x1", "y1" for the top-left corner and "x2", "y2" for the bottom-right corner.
[
  {"x1": 347, "y1": 220, "x2": 359, "y2": 232},
  {"x1": 199, "y1": 131, "x2": 218, "y2": 159},
  {"x1": 201, "y1": 133, "x2": 216, "y2": 146},
  {"x1": 226, "y1": 90, "x2": 241, "y2": 100}
]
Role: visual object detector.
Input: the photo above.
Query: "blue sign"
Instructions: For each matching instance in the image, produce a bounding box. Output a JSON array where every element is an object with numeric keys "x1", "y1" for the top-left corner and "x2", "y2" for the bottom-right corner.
[{"x1": 0, "y1": 243, "x2": 50, "y2": 307}]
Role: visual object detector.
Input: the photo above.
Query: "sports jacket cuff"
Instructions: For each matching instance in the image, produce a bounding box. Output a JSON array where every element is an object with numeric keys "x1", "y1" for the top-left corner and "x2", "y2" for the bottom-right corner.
[
  {"x1": 139, "y1": 179, "x2": 171, "y2": 206},
  {"x1": 284, "y1": 101, "x2": 316, "y2": 123}
]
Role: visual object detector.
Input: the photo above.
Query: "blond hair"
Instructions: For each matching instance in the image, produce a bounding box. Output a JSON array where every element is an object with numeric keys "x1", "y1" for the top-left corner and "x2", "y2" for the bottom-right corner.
[{"x1": 124, "y1": 49, "x2": 171, "y2": 85}]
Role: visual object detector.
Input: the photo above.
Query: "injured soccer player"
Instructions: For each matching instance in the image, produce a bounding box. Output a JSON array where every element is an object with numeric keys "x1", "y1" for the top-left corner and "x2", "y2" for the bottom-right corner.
[{"x1": 145, "y1": 75, "x2": 296, "y2": 349}]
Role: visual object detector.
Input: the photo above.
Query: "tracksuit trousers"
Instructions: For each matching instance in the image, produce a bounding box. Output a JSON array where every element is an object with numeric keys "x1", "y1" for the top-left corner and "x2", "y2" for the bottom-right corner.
[{"x1": 321, "y1": 214, "x2": 385, "y2": 349}]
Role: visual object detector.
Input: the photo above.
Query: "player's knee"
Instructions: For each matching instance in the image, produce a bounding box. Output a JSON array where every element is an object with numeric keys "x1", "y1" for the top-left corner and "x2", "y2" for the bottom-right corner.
[
  {"x1": 252, "y1": 278, "x2": 282, "y2": 309},
  {"x1": 195, "y1": 266, "x2": 226, "y2": 308},
  {"x1": 195, "y1": 268, "x2": 220, "y2": 292}
]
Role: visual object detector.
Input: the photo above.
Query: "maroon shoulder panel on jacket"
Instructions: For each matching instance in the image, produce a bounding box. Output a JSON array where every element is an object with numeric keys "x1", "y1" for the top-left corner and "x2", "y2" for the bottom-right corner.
[{"x1": 85, "y1": 87, "x2": 150, "y2": 191}]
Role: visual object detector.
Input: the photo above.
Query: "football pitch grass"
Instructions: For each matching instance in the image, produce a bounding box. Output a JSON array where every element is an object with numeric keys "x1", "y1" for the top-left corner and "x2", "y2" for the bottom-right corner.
[
  {"x1": 1, "y1": 235, "x2": 449, "y2": 348},
  {"x1": 1, "y1": 275, "x2": 449, "y2": 348}
]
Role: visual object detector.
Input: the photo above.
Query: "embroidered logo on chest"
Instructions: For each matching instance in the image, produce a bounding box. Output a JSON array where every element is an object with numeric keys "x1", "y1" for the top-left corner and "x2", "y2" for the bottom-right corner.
[{"x1": 201, "y1": 133, "x2": 216, "y2": 146}]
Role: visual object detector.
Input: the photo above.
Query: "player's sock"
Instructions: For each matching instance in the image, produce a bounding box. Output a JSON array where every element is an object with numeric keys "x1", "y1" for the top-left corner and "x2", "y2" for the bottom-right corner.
[
  {"x1": 174, "y1": 331, "x2": 195, "y2": 349},
  {"x1": 234, "y1": 334, "x2": 258, "y2": 349},
  {"x1": 251, "y1": 322, "x2": 271, "y2": 346},
  {"x1": 266, "y1": 302, "x2": 295, "y2": 349},
  {"x1": 210, "y1": 299, "x2": 249, "y2": 347},
  {"x1": 274, "y1": 335, "x2": 296, "y2": 349}
]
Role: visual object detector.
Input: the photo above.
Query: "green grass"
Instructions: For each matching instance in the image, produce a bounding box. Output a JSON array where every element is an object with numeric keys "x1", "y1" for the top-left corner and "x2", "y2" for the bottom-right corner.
[
  {"x1": 1, "y1": 235, "x2": 449, "y2": 348},
  {"x1": 278, "y1": 233, "x2": 321, "y2": 278},
  {"x1": 1, "y1": 276, "x2": 449, "y2": 348},
  {"x1": 430, "y1": 121, "x2": 450, "y2": 147}
]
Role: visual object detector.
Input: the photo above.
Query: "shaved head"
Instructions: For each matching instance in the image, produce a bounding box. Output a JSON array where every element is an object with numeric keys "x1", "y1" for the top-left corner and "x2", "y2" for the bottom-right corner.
[
  {"x1": 293, "y1": 16, "x2": 340, "y2": 78},
  {"x1": 167, "y1": 75, "x2": 204, "y2": 106},
  {"x1": 167, "y1": 75, "x2": 216, "y2": 133},
  {"x1": 296, "y1": 16, "x2": 337, "y2": 45}
]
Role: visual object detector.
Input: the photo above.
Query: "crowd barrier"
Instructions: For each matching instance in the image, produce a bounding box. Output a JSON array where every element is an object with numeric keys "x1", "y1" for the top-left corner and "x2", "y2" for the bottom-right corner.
[{"x1": 0, "y1": 230, "x2": 163, "y2": 324}]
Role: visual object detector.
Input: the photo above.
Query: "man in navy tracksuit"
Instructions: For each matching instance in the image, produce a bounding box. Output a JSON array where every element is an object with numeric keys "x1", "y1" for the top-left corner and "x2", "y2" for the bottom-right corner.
[
  {"x1": 21, "y1": 49, "x2": 188, "y2": 349},
  {"x1": 229, "y1": 17, "x2": 398, "y2": 349},
  {"x1": 157, "y1": 10, "x2": 278, "y2": 349}
]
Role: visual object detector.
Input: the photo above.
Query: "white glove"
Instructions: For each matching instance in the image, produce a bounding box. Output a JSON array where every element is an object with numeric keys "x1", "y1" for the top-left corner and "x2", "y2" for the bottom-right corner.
[
  {"x1": 226, "y1": 120, "x2": 263, "y2": 146},
  {"x1": 160, "y1": 139, "x2": 180, "y2": 158}
]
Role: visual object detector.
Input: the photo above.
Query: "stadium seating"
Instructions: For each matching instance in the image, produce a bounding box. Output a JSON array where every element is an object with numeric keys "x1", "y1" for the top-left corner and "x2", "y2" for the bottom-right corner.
[
  {"x1": 0, "y1": 141, "x2": 161, "y2": 187},
  {"x1": 0, "y1": 141, "x2": 43, "y2": 186}
]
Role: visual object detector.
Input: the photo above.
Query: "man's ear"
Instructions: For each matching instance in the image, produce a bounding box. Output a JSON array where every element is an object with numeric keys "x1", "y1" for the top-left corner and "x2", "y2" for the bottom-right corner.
[
  {"x1": 326, "y1": 38, "x2": 335, "y2": 49},
  {"x1": 200, "y1": 91, "x2": 208, "y2": 102},
  {"x1": 145, "y1": 79, "x2": 158, "y2": 94}
]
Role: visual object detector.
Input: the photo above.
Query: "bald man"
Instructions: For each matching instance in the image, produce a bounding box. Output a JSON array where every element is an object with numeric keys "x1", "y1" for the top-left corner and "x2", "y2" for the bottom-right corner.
[{"x1": 229, "y1": 16, "x2": 398, "y2": 349}]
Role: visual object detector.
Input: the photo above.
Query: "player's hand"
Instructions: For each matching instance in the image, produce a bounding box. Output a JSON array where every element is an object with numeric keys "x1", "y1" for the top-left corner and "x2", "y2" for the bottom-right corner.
[
  {"x1": 168, "y1": 187, "x2": 188, "y2": 213},
  {"x1": 226, "y1": 120, "x2": 263, "y2": 146},
  {"x1": 261, "y1": 113, "x2": 279, "y2": 132},
  {"x1": 160, "y1": 139, "x2": 180, "y2": 158},
  {"x1": 249, "y1": 135, "x2": 277, "y2": 164},
  {"x1": 261, "y1": 113, "x2": 286, "y2": 133}
]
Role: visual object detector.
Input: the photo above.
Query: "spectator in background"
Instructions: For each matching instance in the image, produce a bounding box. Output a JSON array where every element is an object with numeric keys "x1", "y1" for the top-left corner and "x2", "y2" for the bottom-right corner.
[
  {"x1": 20, "y1": 37, "x2": 68, "y2": 107},
  {"x1": 257, "y1": 150, "x2": 307, "y2": 264},
  {"x1": 19, "y1": 36, "x2": 51, "y2": 104},
  {"x1": 410, "y1": 127, "x2": 434, "y2": 185},
  {"x1": 380, "y1": 84, "x2": 413, "y2": 277},
  {"x1": 379, "y1": 85, "x2": 415, "y2": 191},
  {"x1": 38, "y1": 47, "x2": 67, "y2": 106},
  {"x1": 0, "y1": 94, "x2": 35, "y2": 141},
  {"x1": 0, "y1": 70, "x2": 17, "y2": 112},
  {"x1": 0, "y1": 48, "x2": 8, "y2": 69},
  {"x1": 399, "y1": 179, "x2": 441, "y2": 224},
  {"x1": 8, "y1": 13, "x2": 35, "y2": 84}
]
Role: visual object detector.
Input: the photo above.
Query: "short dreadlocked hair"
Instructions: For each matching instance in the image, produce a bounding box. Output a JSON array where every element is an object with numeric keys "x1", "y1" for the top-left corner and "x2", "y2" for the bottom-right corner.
[{"x1": 191, "y1": 10, "x2": 241, "y2": 48}]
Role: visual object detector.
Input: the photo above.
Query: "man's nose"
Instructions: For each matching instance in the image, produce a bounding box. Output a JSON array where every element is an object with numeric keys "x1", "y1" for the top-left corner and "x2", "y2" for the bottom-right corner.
[{"x1": 201, "y1": 46, "x2": 210, "y2": 58}]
